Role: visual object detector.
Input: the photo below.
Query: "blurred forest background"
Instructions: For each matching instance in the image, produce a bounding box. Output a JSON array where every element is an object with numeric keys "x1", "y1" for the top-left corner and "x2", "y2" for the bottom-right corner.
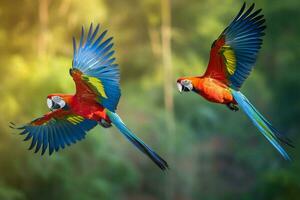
[{"x1": 0, "y1": 0, "x2": 300, "y2": 199}]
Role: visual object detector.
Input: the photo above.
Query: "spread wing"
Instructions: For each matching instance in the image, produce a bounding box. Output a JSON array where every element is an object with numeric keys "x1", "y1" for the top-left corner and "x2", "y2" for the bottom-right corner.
[
  {"x1": 10, "y1": 109, "x2": 97, "y2": 155},
  {"x1": 204, "y1": 3, "x2": 266, "y2": 89},
  {"x1": 71, "y1": 24, "x2": 121, "y2": 111}
]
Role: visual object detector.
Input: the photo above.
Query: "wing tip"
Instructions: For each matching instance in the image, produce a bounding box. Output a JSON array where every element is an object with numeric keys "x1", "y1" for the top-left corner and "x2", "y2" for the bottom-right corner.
[
  {"x1": 79, "y1": 26, "x2": 85, "y2": 47},
  {"x1": 9, "y1": 122, "x2": 25, "y2": 129},
  {"x1": 9, "y1": 121, "x2": 15, "y2": 129},
  {"x1": 283, "y1": 152, "x2": 292, "y2": 161},
  {"x1": 157, "y1": 157, "x2": 169, "y2": 171},
  {"x1": 72, "y1": 36, "x2": 77, "y2": 55}
]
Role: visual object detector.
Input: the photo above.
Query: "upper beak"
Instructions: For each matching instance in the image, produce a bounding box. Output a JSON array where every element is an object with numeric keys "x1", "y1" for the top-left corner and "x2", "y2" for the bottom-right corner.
[
  {"x1": 47, "y1": 98, "x2": 53, "y2": 109},
  {"x1": 177, "y1": 82, "x2": 183, "y2": 93}
]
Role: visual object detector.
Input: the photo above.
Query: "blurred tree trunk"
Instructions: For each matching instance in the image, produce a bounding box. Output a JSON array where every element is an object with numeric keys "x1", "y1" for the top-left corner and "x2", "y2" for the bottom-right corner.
[
  {"x1": 161, "y1": 0, "x2": 173, "y2": 116},
  {"x1": 149, "y1": 28, "x2": 161, "y2": 59},
  {"x1": 58, "y1": 0, "x2": 71, "y2": 17},
  {"x1": 37, "y1": 0, "x2": 50, "y2": 57},
  {"x1": 161, "y1": 0, "x2": 175, "y2": 199}
]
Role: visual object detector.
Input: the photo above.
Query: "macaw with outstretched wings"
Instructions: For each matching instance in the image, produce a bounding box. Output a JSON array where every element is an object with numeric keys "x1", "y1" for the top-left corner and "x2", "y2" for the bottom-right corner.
[
  {"x1": 176, "y1": 3, "x2": 293, "y2": 160},
  {"x1": 10, "y1": 24, "x2": 168, "y2": 170}
]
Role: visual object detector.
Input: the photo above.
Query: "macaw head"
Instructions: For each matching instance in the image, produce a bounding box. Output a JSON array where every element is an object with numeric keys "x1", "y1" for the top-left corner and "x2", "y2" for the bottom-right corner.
[
  {"x1": 47, "y1": 94, "x2": 72, "y2": 111},
  {"x1": 176, "y1": 77, "x2": 197, "y2": 93}
]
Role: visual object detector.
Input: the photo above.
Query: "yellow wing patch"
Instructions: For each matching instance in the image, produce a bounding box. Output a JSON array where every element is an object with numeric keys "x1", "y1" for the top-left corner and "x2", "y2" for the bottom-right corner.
[
  {"x1": 221, "y1": 45, "x2": 236, "y2": 75},
  {"x1": 82, "y1": 75, "x2": 108, "y2": 98},
  {"x1": 66, "y1": 115, "x2": 84, "y2": 125}
]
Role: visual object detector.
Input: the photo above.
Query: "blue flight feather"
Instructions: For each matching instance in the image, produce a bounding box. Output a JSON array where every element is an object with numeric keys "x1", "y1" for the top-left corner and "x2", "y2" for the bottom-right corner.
[
  {"x1": 35, "y1": 128, "x2": 43, "y2": 153},
  {"x1": 42, "y1": 128, "x2": 48, "y2": 155},
  {"x1": 221, "y1": 3, "x2": 266, "y2": 89},
  {"x1": 106, "y1": 110, "x2": 169, "y2": 170},
  {"x1": 72, "y1": 24, "x2": 121, "y2": 111},
  {"x1": 231, "y1": 89, "x2": 291, "y2": 160},
  {"x1": 11, "y1": 116, "x2": 97, "y2": 155}
]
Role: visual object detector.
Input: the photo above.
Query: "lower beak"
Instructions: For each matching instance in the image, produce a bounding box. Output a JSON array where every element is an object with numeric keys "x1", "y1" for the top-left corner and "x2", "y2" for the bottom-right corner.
[{"x1": 177, "y1": 83, "x2": 183, "y2": 93}]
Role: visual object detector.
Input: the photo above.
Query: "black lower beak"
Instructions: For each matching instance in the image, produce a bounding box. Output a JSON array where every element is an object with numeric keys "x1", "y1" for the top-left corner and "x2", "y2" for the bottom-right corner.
[
  {"x1": 182, "y1": 86, "x2": 190, "y2": 92},
  {"x1": 52, "y1": 102, "x2": 60, "y2": 110}
]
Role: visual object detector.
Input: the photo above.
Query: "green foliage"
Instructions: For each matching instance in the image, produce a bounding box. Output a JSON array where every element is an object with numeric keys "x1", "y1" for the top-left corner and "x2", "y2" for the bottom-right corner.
[{"x1": 0, "y1": 0, "x2": 299, "y2": 199}]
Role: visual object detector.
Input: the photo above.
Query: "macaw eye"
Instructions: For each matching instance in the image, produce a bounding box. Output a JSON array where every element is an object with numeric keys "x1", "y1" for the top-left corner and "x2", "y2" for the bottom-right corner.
[
  {"x1": 181, "y1": 79, "x2": 191, "y2": 86},
  {"x1": 52, "y1": 96, "x2": 62, "y2": 103}
]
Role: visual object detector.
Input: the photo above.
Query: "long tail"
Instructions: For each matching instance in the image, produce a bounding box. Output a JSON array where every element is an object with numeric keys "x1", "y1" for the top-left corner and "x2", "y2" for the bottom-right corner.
[
  {"x1": 106, "y1": 110, "x2": 169, "y2": 170},
  {"x1": 231, "y1": 89, "x2": 292, "y2": 160}
]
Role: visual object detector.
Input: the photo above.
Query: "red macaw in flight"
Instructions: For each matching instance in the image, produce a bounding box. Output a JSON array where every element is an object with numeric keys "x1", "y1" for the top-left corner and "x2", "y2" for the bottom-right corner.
[
  {"x1": 11, "y1": 24, "x2": 168, "y2": 170},
  {"x1": 176, "y1": 3, "x2": 293, "y2": 160}
]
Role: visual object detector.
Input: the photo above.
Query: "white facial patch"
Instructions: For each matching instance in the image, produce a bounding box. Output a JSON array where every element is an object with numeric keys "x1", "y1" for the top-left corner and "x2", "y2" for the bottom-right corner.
[
  {"x1": 180, "y1": 79, "x2": 193, "y2": 91},
  {"x1": 52, "y1": 96, "x2": 66, "y2": 108},
  {"x1": 52, "y1": 96, "x2": 61, "y2": 103}
]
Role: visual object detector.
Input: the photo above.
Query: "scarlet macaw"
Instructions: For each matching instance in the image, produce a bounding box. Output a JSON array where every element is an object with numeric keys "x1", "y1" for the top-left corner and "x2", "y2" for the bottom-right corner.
[
  {"x1": 176, "y1": 3, "x2": 293, "y2": 160},
  {"x1": 10, "y1": 24, "x2": 168, "y2": 170}
]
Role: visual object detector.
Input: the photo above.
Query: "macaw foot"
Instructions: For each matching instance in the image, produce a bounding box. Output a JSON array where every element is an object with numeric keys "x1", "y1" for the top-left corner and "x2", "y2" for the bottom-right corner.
[
  {"x1": 226, "y1": 103, "x2": 239, "y2": 111},
  {"x1": 99, "y1": 119, "x2": 112, "y2": 128}
]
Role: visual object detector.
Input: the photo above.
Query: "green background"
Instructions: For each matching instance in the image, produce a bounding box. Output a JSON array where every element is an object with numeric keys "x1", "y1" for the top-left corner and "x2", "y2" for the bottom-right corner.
[{"x1": 0, "y1": 0, "x2": 299, "y2": 199}]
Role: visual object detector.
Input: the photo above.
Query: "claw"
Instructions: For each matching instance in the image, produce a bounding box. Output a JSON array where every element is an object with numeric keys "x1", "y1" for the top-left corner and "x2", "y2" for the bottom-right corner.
[
  {"x1": 227, "y1": 103, "x2": 239, "y2": 111},
  {"x1": 99, "y1": 119, "x2": 112, "y2": 128}
]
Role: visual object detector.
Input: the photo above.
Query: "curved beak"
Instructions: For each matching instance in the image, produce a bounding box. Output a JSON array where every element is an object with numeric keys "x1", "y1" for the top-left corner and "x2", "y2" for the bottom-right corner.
[
  {"x1": 47, "y1": 98, "x2": 53, "y2": 109},
  {"x1": 177, "y1": 82, "x2": 183, "y2": 93}
]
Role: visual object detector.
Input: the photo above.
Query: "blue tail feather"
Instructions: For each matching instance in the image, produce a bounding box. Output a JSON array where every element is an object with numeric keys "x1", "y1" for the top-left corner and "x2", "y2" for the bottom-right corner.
[
  {"x1": 106, "y1": 110, "x2": 169, "y2": 170},
  {"x1": 231, "y1": 89, "x2": 291, "y2": 160}
]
